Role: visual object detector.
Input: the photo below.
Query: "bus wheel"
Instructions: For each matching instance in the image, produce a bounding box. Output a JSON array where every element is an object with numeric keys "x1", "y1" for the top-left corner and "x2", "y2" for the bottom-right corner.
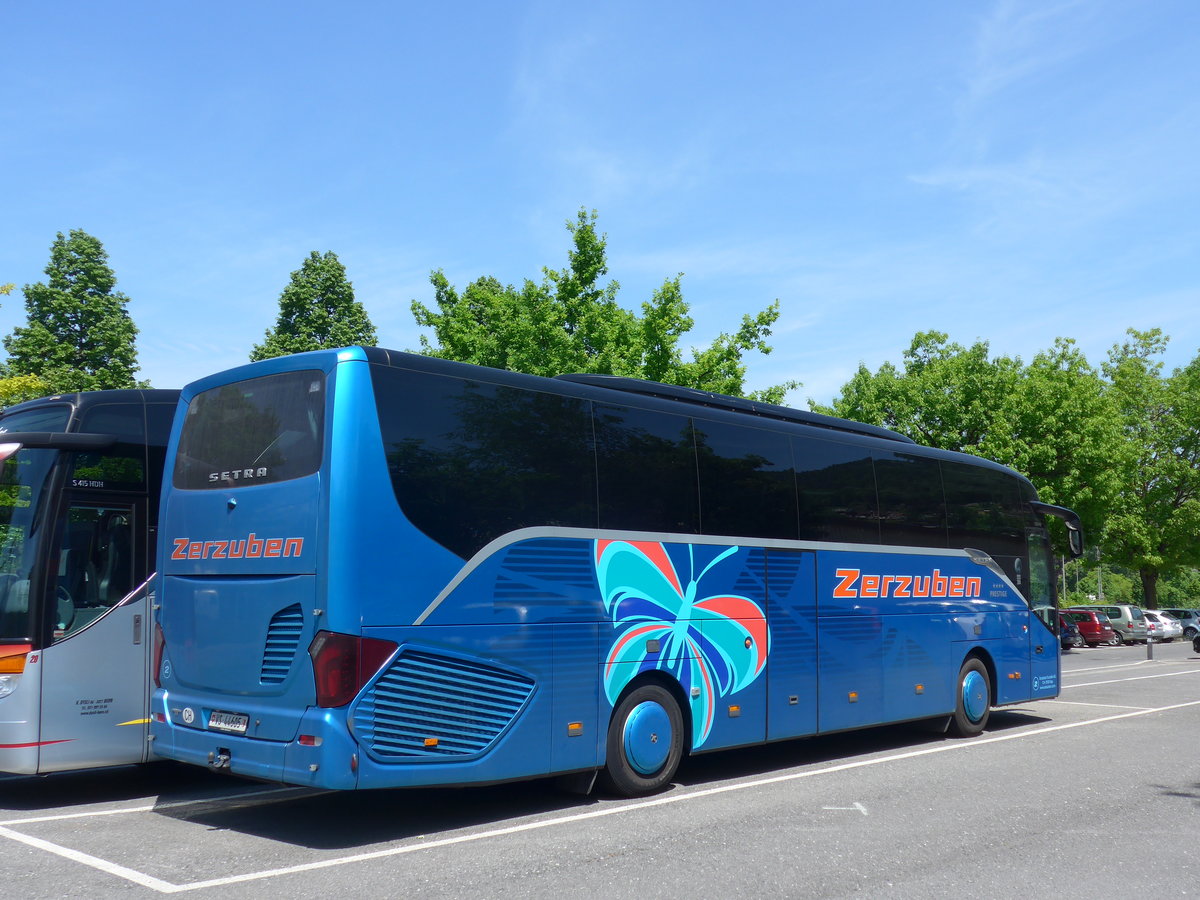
[
  {"x1": 951, "y1": 657, "x2": 990, "y2": 737},
  {"x1": 600, "y1": 683, "x2": 684, "y2": 797}
]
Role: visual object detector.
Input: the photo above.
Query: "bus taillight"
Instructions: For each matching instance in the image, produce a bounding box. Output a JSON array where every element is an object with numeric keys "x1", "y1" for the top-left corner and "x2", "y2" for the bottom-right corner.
[{"x1": 308, "y1": 631, "x2": 397, "y2": 708}]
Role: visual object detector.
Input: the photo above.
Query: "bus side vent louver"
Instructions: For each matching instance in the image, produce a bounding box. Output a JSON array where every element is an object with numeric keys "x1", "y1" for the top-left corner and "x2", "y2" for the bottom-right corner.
[
  {"x1": 259, "y1": 603, "x2": 304, "y2": 684},
  {"x1": 354, "y1": 650, "x2": 535, "y2": 760}
]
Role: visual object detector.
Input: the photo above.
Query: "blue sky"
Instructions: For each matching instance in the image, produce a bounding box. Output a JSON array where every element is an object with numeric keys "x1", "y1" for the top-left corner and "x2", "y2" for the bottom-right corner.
[{"x1": 2, "y1": 0, "x2": 1197, "y2": 406}]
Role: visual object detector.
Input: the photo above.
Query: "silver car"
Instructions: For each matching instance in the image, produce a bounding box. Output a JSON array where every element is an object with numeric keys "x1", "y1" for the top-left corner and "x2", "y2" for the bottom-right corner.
[
  {"x1": 1160, "y1": 608, "x2": 1200, "y2": 638},
  {"x1": 1144, "y1": 610, "x2": 1183, "y2": 642}
]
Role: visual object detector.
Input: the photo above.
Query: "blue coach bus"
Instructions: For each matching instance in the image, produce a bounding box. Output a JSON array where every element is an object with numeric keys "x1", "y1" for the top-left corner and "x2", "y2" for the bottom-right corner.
[{"x1": 150, "y1": 347, "x2": 1082, "y2": 796}]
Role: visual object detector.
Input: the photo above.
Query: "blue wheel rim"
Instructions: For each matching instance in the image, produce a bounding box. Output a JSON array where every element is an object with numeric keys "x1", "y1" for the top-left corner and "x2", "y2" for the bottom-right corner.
[
  {"x1": 623, "y1": 700, "x2": 672, "y2": 775},
  {"x1": 962, "y1": 669, "x2": 988, "y2": 723}
]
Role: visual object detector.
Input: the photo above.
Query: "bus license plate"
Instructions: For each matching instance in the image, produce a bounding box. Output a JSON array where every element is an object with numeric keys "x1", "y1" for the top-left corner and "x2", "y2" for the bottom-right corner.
[{"x1": 208, "y1": 711, "x2": 249, "y2": 734}]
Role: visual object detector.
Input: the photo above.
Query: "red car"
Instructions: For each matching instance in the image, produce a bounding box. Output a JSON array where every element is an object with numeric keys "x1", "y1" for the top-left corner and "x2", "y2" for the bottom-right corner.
[{"x1": 1063, "y1": 609, "x2": 1117, "y2": 647}]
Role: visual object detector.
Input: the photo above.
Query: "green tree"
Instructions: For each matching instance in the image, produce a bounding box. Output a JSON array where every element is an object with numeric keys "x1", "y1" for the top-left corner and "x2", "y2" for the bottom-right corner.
[
  {"x1": 1101, "y1": 329, "x2": 1200, "y2": 608},
  {"x1": 3, "y1": 230, "x2": 141, "y2": 390},
  {"x1": 1064, "y1": 566, "x2": 1136, "y2": 607},
  {"x1": 1000, "y1": 338, "x2": 1125, "y2": 546},
  {"x1": 0, "y1": 374, "x2": 49, "y2": 409},
  {"x1": 411, "y1": 210, "x2": 796, "y2": 402},
  {"x1": 822, "y1": 331, "x2": 1121, "y2": 546},
  {"x1": 251, "y1": 251, "x2": 377, "y2": 361},
  {"x1": 822, "y1": 331, "x2": 1022, "y2": 450},
  {"x1": 1157, "y1": 567, "x2": 1200, "y2": 608}
]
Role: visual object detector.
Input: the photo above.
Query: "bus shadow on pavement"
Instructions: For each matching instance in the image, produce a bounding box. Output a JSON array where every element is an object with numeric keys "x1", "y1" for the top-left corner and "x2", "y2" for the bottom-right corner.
[
  {"x1": 675, "y1": 709, "x2": 1049, "y2": 788},
  {"x1": 0, "y1": 761, "x2": 222, "y2": 813},
  {"x1": 150, "y1": 777, "x2": 588, "y2": 850},
  {"x1": 147, "y1": 711, "x2": 1052, "y2": 851}
]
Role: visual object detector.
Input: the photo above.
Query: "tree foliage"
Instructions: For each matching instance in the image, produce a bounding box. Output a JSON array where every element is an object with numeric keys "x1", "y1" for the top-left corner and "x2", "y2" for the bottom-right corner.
[
  {"x1": 251, "y1": 251, "x2": 378, "y2": 361},
  {"x1": 1099, "y1": 329, "x2": 1200, "y2": 607},
  {"x1": 411, "y1": 210, "x2": 796, "y2": 402},
  {"x1": 821, "y1": 331, "x2": 1122, "y2": 545},
  {"x1": 0, "y1": 374, "x2": 50, "y2": 410},
  {"x1": 825, "y1": 327, "x2": 1200, "y2": 607},
  {"x1": 3, "y1": 230, "x2": 141, "y2": 391}
]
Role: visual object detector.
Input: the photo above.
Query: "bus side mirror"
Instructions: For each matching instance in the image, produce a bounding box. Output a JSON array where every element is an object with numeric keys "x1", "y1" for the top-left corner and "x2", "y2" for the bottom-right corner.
[
  {"x1": 1029, "y1": 501, "x2": 1085, "y2": 559},
  {"x1": 1066, "y1": 525, "x2": 1083, "y2": 559}
]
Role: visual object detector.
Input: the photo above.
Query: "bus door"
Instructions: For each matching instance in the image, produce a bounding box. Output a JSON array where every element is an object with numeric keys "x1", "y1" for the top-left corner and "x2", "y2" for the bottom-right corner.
[
  {"x1": 765, "y1": 550, "x2": 818, "y2": 741},
  {"x1": 35, "y1": 498, "x2": 151, "y2": 772},
  {"x1": 1026, "y1": 528, "x2": 1059, "y2": 700}
]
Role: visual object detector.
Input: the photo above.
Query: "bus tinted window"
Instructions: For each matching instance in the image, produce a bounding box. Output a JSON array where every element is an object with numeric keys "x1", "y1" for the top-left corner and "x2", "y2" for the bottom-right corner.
[
  {"x1": 373, "y1": 366, "x2": 597, "y2": 559},
  {"x1": 942, "y1": 460, "x2": 1026, "y2": 558},
  {"x1": 0, "y1": 405, "x2": 72, "y2": 434},
  {"x1": 794, "y1": 438, "x2": 879, "y2": 543},
  {"x1": 874, "y1": 451, "x2": 948, "y2": 548},
  {"x1": 73, "y1": 403, "x2": 147, "y2": 490},
  {"x1": 694, "y1": 418, "x2": 797, "y2": 540},
  {"x1": 594, "y1": 404, "x2": 699, "y2": 535},
  {"x1": 173, "y1": 371, "x2": 325, "y2": 490}
]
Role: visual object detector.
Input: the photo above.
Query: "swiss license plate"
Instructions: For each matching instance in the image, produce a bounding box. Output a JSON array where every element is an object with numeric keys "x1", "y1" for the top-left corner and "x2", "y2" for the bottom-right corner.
[{"x1": 208, "y1": 710, "x2": 249, "y2": 734}]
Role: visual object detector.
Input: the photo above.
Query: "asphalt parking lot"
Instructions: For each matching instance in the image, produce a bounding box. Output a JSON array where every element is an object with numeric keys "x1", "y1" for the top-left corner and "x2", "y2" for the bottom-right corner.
[{"x1": 3, "y1": 638, "x2": 1199, "y2": 898}]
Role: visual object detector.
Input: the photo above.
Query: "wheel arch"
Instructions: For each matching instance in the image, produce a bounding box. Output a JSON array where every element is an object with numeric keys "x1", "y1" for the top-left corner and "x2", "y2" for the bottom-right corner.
[
  {"x1": 610, "y1": 670, "x2": 693, "y2": 755},
  {"x1": 961, "y1": 646, "x2": 997, "y2": 705}
]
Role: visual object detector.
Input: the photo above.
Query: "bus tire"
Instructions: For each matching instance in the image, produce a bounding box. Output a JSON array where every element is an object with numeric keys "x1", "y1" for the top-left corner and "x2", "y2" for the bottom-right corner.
[
  {"x1": 951, "y1": 656, "x2": 990, "y2": 737},
  {"x1": 600, "y1": 683, "x2": 684, "y2": 797}
]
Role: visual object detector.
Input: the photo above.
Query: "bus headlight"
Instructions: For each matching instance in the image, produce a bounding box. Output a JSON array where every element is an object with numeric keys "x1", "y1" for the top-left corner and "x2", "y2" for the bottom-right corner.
[{"x1": 0, "y1": 673, "x2": 20, "y2": 699}]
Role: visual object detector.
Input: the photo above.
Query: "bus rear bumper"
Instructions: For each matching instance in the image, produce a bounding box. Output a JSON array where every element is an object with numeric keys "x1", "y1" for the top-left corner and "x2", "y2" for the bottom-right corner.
[{"x1": 150, "y1": 699, "x2": 359, "y2": 790}]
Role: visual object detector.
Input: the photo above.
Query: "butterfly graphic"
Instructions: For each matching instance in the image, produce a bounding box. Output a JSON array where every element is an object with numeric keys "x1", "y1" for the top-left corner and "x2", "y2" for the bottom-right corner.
[{"x1": 595, "y1": 540, "x2": 769, "y2": 748}]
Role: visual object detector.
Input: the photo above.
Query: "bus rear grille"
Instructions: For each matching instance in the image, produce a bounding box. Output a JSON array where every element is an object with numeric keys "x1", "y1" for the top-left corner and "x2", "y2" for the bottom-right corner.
[
  {"x1": 354, "y1": 650, "x2": 535, "y2": 759},
  {"x1": 259, "y1": 603, "x2": 304, "y2": 684}
]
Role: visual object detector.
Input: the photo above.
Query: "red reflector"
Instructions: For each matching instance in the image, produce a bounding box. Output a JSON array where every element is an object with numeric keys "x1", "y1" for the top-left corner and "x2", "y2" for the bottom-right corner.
[
  {"x1": 308, "y1": 631, "x2": 397, "y2": 708},
  {"x1": 298, "y1": 734, "x2": 318, "y2": 746},
  {"x1": 153, "y1": 712, "x2": 166, "y2": 723}
]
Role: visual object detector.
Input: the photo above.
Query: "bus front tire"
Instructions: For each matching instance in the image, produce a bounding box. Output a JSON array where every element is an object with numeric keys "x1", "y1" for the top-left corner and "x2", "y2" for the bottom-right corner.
[
  {"x1": 600, "y1": 683, "x2": 684, "y2": 797},
  {"x1": 951, "y1": 657, "x2": 991, "y2": 737}
]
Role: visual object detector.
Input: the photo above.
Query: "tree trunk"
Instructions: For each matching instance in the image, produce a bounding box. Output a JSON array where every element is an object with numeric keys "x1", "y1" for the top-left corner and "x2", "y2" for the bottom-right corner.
[{"x1": 1140, "y1": 568, "x2": 1159, "y2": 609}]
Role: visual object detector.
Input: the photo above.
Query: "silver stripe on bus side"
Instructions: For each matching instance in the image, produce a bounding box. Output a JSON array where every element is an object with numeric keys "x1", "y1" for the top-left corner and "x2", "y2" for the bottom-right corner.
[{"x1": 411, "y1": 527, "x2": 1005, "y2": 625}]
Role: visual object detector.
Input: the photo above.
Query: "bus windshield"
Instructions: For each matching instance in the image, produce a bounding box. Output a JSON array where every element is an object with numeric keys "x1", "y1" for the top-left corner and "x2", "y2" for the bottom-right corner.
[{"x1": 0, "y1": 406, "x2": 72, "y2": 641}]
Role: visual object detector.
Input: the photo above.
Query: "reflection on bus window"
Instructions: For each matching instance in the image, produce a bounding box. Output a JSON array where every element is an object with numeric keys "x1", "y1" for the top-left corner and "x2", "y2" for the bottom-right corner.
[
  {"x1": 53, "y1": 505, "x2": 134, "y2": 641},
  {"x1": 0, "y1": 447, "x2": 58, "y2": 641}
]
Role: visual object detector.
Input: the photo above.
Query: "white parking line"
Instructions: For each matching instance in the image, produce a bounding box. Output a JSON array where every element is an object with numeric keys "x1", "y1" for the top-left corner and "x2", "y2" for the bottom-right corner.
[
  {"x1": 1063, "y1": 669, "x2": 1200, "y2": 689},
  {"x1": 0, "y1": 825, "x2": 177, "y2": 893},
  {"x1": 0, "y1": 786, "x2": 322, "y2": 828},
  {"x1": 1067, "y1": 659, "x2": 1156, "y2": 675},
  {"x1": 4, "y1": 698, "x2": 1199, "y2": 894},
  {"x1": 1049, "y1": 700, "x2": 1151, "y2": 711}
]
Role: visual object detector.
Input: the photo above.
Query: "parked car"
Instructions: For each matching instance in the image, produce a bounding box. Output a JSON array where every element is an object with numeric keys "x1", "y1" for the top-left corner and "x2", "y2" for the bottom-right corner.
[
  {"x1": 1058, "y1": 613, "x2": 1084, "y2": 650},
  {"x1": 1160, "y1": 608, "x2": 1200, "y2": 638},
  {"x1": 1068, "y1": 605, "x2": 1148, "y2": 644},
  {"x1": 1062, "y1": 609, "x2": 1116, "y2": 647},
  {"x1": 1144, "y1": 610, "x2": 1183, "y2": 642}
]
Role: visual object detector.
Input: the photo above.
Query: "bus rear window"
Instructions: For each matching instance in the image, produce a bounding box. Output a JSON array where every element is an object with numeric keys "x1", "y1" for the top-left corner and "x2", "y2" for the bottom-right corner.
[{"x1": 173, "y1": 371, "x2": 325, "y2": 490}]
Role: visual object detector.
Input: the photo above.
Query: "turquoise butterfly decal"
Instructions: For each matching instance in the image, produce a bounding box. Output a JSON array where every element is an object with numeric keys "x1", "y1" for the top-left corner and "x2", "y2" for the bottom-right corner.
[{"x1": 596, "y1": 540, "x2": 769, "y2": 748}]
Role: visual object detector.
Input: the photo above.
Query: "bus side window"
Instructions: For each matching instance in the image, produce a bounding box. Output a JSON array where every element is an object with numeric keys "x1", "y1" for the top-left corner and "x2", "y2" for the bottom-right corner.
[{"x1": 52, "y1": 505, "x2": 134, "y2": 641}]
